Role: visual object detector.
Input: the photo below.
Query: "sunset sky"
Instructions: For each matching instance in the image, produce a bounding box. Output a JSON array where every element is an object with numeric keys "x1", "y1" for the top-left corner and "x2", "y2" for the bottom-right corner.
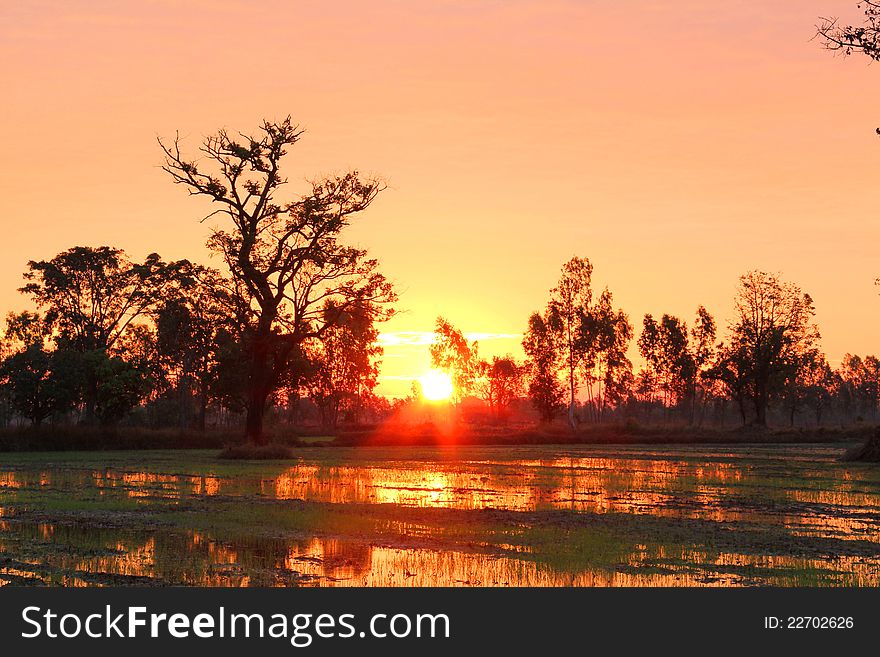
[{"x1": 1, "y1": 0, "x2": 878, "y2": 397}]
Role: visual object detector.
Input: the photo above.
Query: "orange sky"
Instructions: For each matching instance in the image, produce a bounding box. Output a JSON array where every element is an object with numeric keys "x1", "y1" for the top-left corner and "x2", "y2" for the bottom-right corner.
[{"x1": 1, "y1": 1, "x2": 878, "y2": 397}]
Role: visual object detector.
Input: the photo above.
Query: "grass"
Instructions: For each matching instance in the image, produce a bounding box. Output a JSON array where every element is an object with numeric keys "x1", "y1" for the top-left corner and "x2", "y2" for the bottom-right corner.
[
  {"x1": 218, "y1": 443, "x2": 294, "y2": 460},
  {"x1": 0, "y1": 422, "x2": 876, "y2": 453}
]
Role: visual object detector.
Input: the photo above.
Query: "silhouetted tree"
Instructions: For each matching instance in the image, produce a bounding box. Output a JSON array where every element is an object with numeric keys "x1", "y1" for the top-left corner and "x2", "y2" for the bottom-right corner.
[
  {"x1": 21, "y1": 246, "x2": 185, "y2": 352},
  {"x1": 160, "y1": 117, "x2": 395, "y2": 444},
  {"x1": 429, "y1": 317, "x2": 479, "y2": 401},
  {"x1": 838, "y1": 354, "x2": 880, "y2": 422},
  {"x1": 637, "y1": 306, "x2": 716, "y2": 423},
  {"x1": 0, "y1": 314, "x2": 78, "y2": 426},
  {"x1": 546, "y1": 257, "x2": 593, "y2": 429},
  {"x1": 3, "y1": 311, "x2": 49, "y2": 351},
  {"x1": 782, "y1": 349, "x2": 825, "y2": 427},
  {"x1": 726, "y1": 271, "x2": 820, "y2": 427},
  {"x1": 708, "y1": 341, "x2": 752, "y2": 425},
  {"x1": 638, "y1": 313, "x2": 692, "y2": 410},
  {"x1": 0, "y1": 347, "x2": 77, "y2": 426},
  {"x1": 818, "y1": 2, "x2": 880, "y2": 60},
  {"x1": 305, "y1": 301, "x2": 382, "y2": 428},
  {"x1": 580, "y1": 289, "x2": 632, "y2": 421},
  {"x1": 19, "y1": 247, "x2": 186, "y2": 424},
  {"x1": 522, "y1": 311, "x2": 565, "y2": 422},
  {"x1": 476, "y1": 356, "x2": 525, "y2": 419},
  {"x1": 155, "y1": 267, "x2": 243, "y2": 430},
  {"x1": 689, "y1": 306, "x2": 717, "y2": 423}
]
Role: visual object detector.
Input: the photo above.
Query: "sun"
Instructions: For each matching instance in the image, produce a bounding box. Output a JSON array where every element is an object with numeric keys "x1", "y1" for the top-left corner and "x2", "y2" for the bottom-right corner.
[{"x1": 419, "y1": 370, "x2": 454, "y2": 402}]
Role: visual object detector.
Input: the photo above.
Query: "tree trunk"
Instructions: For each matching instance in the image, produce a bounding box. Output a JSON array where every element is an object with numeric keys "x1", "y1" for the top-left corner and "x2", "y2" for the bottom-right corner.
[
  {"x1": 245, "y1": 389, "x2": 269, "y2": 445},
  {"x1": 197, "y1": 388, "x2": 207, "y2": 432},
  {"x1": 755, "y1": 401, "x2": 767, "y2": 426},
  {"x1": 567, "y1": 343, "x2": 576, "y2": 431},
  {"x1": 754, "y1": 384, "x2": 768, "y2": 426},
  {"x1": 245, "y1": 335, "x2": 272, "y2": 445}
]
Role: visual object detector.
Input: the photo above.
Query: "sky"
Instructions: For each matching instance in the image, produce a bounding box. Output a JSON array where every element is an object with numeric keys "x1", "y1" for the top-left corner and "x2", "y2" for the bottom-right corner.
[{"x1": 1, "y1": 0, "x2": 878, "y2": 397}]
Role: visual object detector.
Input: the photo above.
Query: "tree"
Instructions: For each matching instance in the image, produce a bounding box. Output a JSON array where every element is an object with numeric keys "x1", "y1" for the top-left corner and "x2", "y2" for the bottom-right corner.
[
  {"x1": 580, "y1": 289, "x2": 632, "y2": 421},
  {"x1": 0, "y1": 346, "x2": 77, "y2": 426},
  {"x1": 20, "y1": 246, "x2": 187, "y2": 423},
  {"x1": 429, "y1": 317, "x2": 479, "y2": 401},
  {"x1": 305, "y1": 301, "x2": 382, "y2": 428},
  {"x1": 21, "y1": 246, "x2": 185, "y2": 352},
  {"x1": 546, "y1": 257, "x2": 593, "y2": 429},
  {"x1": 3, "y1": 311, "x2": 49, "y2": 351},
  {"x1": 638, "y1": 313, "x2": 692, "y2": 410},
  {"x1": 726, "y1": 271, "x2": 820, "y2": 427},
  {"x1": 475, "y1": 356, "x2": 525, "y2": 419},
  {"x1": 818, "y1": 2, "x2": 880, "y2": 135},
  {"x1": 689, "y1": 306, "x2": 717, "y2": 423},
  {"x1": 838, "y1": 354, "x2": 880, "y2": 421},
  {"x1": 160, "y1": 117, "x2": 396, "y2": 444},
  {"x1": 708, "y1": 340, "x2": 752, "y2": 426},
  {"x1": 522, "y1": 311, "x2": 565, "y2": 423},
  {"x1": 782, "y1": 349, "x2": 825, "y2": 427},
  {"x1": 637, "y1": 306, "x2": 715, "y2": 423},
  {"x1": 86, "y1": 350, "x2": 152, "y2": 425},
  {"x1": 818, "y1": 2, "x2": 880, "y2": 61},
  {"x1": 154, "y1": 267, "x2": 243, "y2": 430}
]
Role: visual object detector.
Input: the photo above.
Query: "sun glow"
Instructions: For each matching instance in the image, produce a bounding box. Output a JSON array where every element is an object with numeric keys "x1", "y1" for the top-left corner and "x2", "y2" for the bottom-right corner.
[{"x1": 419, "y1": 370, "x2": 454, "y2": 402}]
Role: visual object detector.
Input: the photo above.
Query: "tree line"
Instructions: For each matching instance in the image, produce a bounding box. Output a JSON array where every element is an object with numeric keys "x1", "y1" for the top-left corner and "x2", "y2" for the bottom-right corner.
[
  {"x1": 515, "y1": 259, "x2": 877, "y2": 429},
  {"x1": 0, "y1": 119, "x2": 876, "y2": 438},
  {"x1": 0, "y1": 119, "x2": 395, "y2": 445},
  {"x1": 423, "y1": 257, "x2": 877, "y2": 430}
]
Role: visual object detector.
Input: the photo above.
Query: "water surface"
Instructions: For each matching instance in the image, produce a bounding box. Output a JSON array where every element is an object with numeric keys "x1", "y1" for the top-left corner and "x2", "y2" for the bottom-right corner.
[{"x1": 1, "y1": 444, "x2": 878, "y2": 586}]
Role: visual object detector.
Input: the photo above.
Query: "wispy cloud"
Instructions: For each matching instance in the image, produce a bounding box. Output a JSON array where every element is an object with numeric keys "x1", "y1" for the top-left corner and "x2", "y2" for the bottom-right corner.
[{"x1": 377, "y1": 331, "x2": 521, "y2": 347}]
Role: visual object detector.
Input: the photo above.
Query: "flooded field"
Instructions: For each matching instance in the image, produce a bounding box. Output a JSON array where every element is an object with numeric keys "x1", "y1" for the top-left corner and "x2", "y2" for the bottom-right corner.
[{"x1": 1, "y1": 443, "x2": 879, "y2": 586}]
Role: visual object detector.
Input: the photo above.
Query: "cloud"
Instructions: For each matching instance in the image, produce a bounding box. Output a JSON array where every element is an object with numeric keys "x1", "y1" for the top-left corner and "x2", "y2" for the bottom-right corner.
[{"x1": 377, "y1": 331, "x2": 521, "y2": 347}]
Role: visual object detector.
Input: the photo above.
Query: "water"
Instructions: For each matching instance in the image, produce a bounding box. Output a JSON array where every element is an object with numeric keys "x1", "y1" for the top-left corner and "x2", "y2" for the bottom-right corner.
[{"x1": 0, "y1": 444, "x2": 878, "y2": 586}]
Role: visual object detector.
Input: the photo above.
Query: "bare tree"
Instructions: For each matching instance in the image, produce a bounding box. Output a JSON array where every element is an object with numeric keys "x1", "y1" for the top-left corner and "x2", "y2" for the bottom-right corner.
[
  {"x1": 160, "y1": 117, "x2": 395, "y2": 444},
  {"x1": 818, "y1": 1, "x2": 880, "y2": 61}
]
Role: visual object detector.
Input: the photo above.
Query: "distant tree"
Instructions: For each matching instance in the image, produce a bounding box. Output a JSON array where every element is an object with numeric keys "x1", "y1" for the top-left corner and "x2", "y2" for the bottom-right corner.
[
  {"x1": 580, "y1": 289, "x2": 633, "y2": 421},
  {"x1": 726, "y1": 271, "x2": 820, "y2": 427},
  {"x1": 689, "y1": 306, "x2": 717, "y2": 423},
  {"x1": 708, "y1": 341, "x2": 752, "y2": 425},
  {"x1": 305, "y1": 301, "x2": 382, "y2": 428},
  {"x1": 638, "y1": 313, "x2": 692, "y2": 409},
  {"x1": 782, "y1": 349, "x2": 825, "y2": 427},
  {"x1": 546, "y1": 257, "x2": 593, "y2": 429},
  {"x1": 429, "y1": 317, "x2": 479, "y2": 401},
  {"x1": 160, "y1": 117, "x2": 395, "y2": 444},
  {"x1": 475, "y1": 356, "x2": 526, "y2": 419},
  {"x1": 838, "y1": 354, "x2": 880, "y2": 421},
  {"x1": 637, "y1": 306, "x2": 716, "y2": 423},
  {"x1": 522, "y1": 311, "x2": 565, "y2": 422},
  {"x1": 800, "y1": 353, "x2": 837, "y2": 426}
]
